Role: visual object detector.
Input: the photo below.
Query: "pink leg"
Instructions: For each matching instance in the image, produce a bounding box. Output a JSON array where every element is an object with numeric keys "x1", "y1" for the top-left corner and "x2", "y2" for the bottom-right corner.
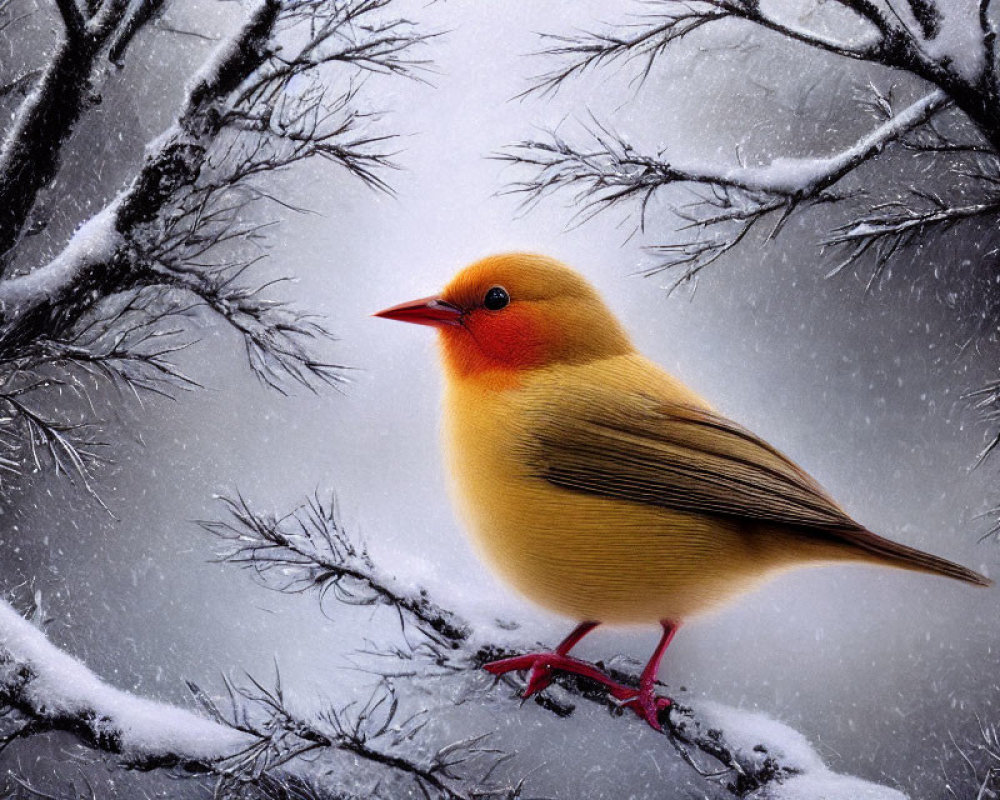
[
  {"x1": 613, "y1": 620, "x2": 679, "y2": 731},
  {"x1": 484, "y1": 620, "x2": 608, "y2": 698}
]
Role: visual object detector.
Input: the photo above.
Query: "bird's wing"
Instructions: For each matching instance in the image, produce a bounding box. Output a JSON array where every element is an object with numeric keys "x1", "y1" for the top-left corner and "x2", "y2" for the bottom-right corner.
[{"x1": 524, "y1": 389, "x2": 861, "y2": 532}]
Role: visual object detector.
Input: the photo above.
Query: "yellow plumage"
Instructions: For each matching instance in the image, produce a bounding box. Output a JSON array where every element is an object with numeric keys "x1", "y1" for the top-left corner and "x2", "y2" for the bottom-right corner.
[
  {"x1": 445, "y1": 352, "x2": 842, "y2": 623},
  {"x1": 375, "y1": 252, "x2": 990, "y2": 728}
]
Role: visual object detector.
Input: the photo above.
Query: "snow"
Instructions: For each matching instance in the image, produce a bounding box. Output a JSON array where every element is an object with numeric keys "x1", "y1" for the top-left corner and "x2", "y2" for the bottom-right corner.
[
  {"x1": 691, "y1": 700, "x2": 825, "y2": 773},
  {"x1": 0, "y1": 205, "x2": 122, "y2": 318},
  {"x1": 670, "y1": 91, "x2": 949, "y2": 196},
  {"x1": 912, "y1": 1, "x2": 986, "y2": 86},
  {"x1": 756, "y1": 772, "x2": 908, "y2": 800},
  {"x1": 688, "y1": 701, "x2": 909, "y2": 800},
  {"x1": 0, "y1": 597, "x2": 250, "y2": 762}
]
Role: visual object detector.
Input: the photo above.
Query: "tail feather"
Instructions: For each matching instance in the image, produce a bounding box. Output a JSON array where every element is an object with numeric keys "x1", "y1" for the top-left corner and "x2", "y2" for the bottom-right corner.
[{"x1": 833, "y1": 527, "x2": 992, "y2": 587}]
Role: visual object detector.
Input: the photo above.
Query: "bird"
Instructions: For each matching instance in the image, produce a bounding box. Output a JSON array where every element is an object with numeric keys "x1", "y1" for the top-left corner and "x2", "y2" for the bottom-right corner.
[{"x1": 374, "y1": 252, "x2": 992, "y2": 730}]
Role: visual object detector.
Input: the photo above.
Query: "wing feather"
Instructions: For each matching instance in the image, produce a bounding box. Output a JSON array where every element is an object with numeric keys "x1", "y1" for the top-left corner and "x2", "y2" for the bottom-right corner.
[
  {"x1": 525, "y1": 392, "x2": 860, "y2": 532},
  {"x1": 520, "y1": 382, "x2": 991, "y2": 586}
]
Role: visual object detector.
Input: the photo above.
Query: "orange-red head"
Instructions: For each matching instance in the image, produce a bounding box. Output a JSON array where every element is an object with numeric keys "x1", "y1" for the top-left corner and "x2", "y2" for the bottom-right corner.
[{"x1": 374, "y1": 253, "x2": 634, "y2": 383}]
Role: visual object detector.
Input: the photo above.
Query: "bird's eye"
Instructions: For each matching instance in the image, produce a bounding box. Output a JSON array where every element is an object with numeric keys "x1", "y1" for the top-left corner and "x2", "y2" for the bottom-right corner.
[{"x1": 483, "y1": 286, "x2": 510, "y2": 311}]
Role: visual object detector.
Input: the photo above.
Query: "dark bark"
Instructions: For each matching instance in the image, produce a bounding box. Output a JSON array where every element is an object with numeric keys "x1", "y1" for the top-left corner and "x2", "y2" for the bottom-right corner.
[
  {"x1": 0, "y1": 0, "x2": 134, "y2": 272},
  {"x1": 0, "y1": 0, "x2": 281, "y2": 355},
  {"x1": 0, "y1": 37, "x2": 99, "y2": 268}
]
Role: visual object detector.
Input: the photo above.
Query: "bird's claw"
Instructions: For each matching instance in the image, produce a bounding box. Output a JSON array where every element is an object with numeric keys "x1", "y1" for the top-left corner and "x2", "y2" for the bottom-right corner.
[
  {"x1": 522, "y1": 663, "x2": 554, "y2": 698},
  {"x1": 483, "y1": 652, "x2": 562, "y2": 700},
  {"x1": 484, "y1": 652, "x2": 672, "y2": 729},
  {"x1": 484, "y1": 652, "x2": 620, "y2": 698},
  {"x1": 613, "y1": 687, "x2": 672, "y2": 731}
]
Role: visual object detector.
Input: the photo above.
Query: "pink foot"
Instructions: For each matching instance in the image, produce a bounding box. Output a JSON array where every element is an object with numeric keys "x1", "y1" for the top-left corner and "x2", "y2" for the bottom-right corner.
[
  {"x1": 484, "y1": 620, "x2": 678, "y2": 733},
  {"x1": 611, "y1": 684, "x2": 673, "y2": 731},
  {"x1": 484, "y1": 652, "x2": 623, "y2": 699}
]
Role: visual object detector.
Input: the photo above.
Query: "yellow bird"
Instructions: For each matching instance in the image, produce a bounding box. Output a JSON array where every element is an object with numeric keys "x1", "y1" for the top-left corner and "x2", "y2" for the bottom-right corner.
[{"x1": 375, "y1": 252, "x2": 991, "y2": 730}]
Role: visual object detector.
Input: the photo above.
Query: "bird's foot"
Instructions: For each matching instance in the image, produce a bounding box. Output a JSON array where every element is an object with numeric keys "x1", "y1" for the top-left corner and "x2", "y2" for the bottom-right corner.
[
  {"x1": 483, "y1": 652, "x2": 621, "y2": 699},
  {"x1": 611, "y1": 684, "x2": 673, "y2": 731}
]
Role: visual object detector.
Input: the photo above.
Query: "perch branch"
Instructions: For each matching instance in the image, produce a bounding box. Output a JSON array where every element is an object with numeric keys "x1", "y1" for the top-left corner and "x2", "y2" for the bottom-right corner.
[{"x1": 204, "y1": 490, "x2": 889, "y2": 799}]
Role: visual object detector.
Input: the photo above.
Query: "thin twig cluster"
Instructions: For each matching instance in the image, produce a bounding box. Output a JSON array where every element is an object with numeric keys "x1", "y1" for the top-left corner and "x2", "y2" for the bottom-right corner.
[{"x1": 0, "y1": 0, "x2": 431, "y2": 493}]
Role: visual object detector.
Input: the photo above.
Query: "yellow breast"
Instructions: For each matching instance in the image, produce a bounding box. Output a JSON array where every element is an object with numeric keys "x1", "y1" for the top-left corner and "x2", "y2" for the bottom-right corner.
[{"x1": 441, "y1": 354, "x2": 819, "y2": 624}]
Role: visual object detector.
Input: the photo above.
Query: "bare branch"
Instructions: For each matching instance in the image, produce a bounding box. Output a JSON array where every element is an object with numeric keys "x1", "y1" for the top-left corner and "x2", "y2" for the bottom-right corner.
[
  {"x1": 824, "y1": 195, "x2": 1000, "y2": 284},
  {"x1": 522, "y1": 7, "x2": 730, "y2": 97},
  {"x1": 941, "y1": 721, "x2": 1000, "y2": 797},
  {"x1": 522, "y1": 0, "x2": 898, "y2": 97},
  {"x1": 0, "y1": 69, "x2": 42, "y2": 102},
  {"x1": 202, "y1": 492, "x2": 470, "y2": 646},
  {"x1": 202, "y1": 675, "x2": 520, "y2": 800}
]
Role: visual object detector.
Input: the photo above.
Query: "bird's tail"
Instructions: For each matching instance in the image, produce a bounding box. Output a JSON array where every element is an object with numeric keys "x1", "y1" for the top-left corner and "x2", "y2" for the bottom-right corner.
[{"x1": 832, "y1": 527, "x2": 992, "y2": 587}]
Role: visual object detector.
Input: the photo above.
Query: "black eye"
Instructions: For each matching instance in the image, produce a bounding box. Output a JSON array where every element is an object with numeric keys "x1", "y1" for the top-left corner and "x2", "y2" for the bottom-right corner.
[{"x1": 483, "y1": 286, "x2": 510, "y2": 311}]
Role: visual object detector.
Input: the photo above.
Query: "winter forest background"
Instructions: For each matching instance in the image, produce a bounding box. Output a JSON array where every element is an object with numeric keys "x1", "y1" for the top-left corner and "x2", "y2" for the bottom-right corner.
[{"x1": 0, "y1": 0, "x2": 998, "y2": 797}]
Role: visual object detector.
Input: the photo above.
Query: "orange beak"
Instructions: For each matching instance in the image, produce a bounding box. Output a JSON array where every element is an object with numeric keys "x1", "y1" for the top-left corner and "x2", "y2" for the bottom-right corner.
[{"x1": 373, "y1": 295, "x2": 463, "y2": 327}]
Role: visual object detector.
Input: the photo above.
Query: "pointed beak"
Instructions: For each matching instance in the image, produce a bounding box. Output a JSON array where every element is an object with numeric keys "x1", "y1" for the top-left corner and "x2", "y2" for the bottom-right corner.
[{"x1": 373, "y1": 295, "x2": 463, "y2": 327}]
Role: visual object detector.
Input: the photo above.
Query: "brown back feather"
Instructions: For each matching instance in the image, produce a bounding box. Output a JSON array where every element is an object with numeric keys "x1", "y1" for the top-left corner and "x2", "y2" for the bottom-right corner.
[{"x1": 525, "y1": 392, "x2": 992, "y2": 587}]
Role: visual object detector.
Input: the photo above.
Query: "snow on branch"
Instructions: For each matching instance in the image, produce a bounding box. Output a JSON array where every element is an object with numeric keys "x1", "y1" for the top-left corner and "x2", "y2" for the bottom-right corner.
[
  {"x1": 52, "y1": 0, "x2": 85, "y2": 41},
  {"x1": 201, "y1": 491, "x2": 471, "y2": 647},
  {"x1": 203, "y1": 490, "x2": 907, "y2": 800},
  {"x1": 0, "y1": 0, "x2": 429, "y2": 484},
  {"x1": 0, "y1": 0, "x2": 133, "y2": 263},
  {"x1": 0, "y1": 594, "x2": 529, "y2": 800},
  {"x1": 0, "y1": 593, "x2": 252, "y2": 770},
  {"x1": 500, "y1": 90, "x2": 948, "y2": 287},
  {"x1": 512, "y1": 1, "x2": 1000, "y2": 486}
]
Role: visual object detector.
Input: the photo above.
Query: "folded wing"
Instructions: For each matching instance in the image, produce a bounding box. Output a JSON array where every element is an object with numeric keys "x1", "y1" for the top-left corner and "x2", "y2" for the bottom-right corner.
[
  {"x1": 522, "y1": 388, "x2": 990, "y2": 586},
  {"x1": 526, "y1": 391, "x2": 859, "y2": 532}
]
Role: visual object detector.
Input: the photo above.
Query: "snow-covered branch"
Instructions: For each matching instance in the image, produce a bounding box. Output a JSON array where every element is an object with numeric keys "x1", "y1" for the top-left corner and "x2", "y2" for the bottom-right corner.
[
  {"x1": 203, "y1": 490, "x2": 908, "y2": 800},
  {"x1": 501, "y1": 90, "x2": 948, "y2": 286},
  {"x1": 0, "y1": 594, "x2": 252, "y2": 770},
  {"x1": 0, "y1": 0, "x2": 428, "y2": 484},
  {"x1": 52, "y1": 0, "x2": 84, "y2": 41},
  {"x1": 0, "y1": 0, "x2": 132, "y2": 264},
  {"x1": 107, "y1": 0, "x2": 166, "y2": 65},
  {"x1": 0, "y1": 595, "x2": 528, "y2": 800},
  {"x1": 512, "y1": 1, "x2": 1000, "y2": 484}
]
